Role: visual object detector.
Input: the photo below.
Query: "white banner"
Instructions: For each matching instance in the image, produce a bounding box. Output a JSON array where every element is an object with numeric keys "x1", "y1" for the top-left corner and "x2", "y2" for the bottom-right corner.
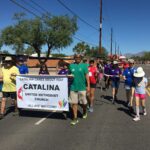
[{"x1": 16, "y1": 75, "x2": 69, "y2": 111}]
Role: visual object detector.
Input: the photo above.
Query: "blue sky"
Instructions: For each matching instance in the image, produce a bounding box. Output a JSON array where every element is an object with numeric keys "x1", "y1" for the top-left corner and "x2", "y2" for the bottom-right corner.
[{"x1": 0, "y1": 0, "x2": 150, "y2": 55}]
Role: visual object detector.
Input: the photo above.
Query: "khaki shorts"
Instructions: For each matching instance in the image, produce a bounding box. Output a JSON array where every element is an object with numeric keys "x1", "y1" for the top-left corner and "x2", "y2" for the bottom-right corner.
[{"x1": 69, "y1": 91, "x2": 87, "y2": 105}]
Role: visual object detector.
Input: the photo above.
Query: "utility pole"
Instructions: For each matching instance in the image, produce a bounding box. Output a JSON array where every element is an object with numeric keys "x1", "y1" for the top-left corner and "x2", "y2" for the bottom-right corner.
[
  {"x1": 115, "y1": 42, "x2": 117, "y2": 55},
  {"x1": 99, "y1": 0, "x2": 102, "y2": 55},
  {"x1": 110, "y1": 28, "x2": 113, "y2": 56},
  {"x1": 118, "y1": 45, "x2": 120, "y2": 56}
]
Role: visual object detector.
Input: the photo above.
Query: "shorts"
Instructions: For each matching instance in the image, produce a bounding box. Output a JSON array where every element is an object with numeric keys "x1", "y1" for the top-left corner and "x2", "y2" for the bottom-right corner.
[
  {"x1": 134, "y1": 93, "x2": 146, "y2": 99},
  {"x1": 2, "y1": 92, "x2": 17, "y2": 99},
  {"x1": 69, "y1": 91, "x2": 87, "y2": 105},
  {"x1": 90, "y1": 83, "x2": 96, "y2": 88},
  {"x1": 111, "y1": 81, "x2": 120, "y2": 88}
]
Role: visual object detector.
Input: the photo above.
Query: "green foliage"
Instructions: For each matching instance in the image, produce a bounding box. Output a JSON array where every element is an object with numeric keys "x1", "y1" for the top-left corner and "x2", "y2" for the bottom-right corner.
[
  {"x1": 0, "y1": 50, "x2": 10, "y2": 54},
  {"x1": 0, "y1": 13, "x2": 78, "y2": 64},
  {"x1": 52, "y1": 53, "x2": 66, "y2": 57},
  {"x1": 131, "y1": 52, "x2": 150, "y2": 61},
  {"x1": 73, "y1": 42, "x2": 90, "y2": 54},
  {"x1": 85, "y1": 46, "x2": 108, "y2": 58}
]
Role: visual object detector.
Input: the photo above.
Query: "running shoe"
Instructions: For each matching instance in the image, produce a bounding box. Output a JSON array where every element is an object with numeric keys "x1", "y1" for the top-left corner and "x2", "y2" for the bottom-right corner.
[
  {"x1": 70, "y1": 118, "x2": 79, "y2": 125},
  {"x1": 88, "y1": 107, "x2": 94, "y2": 113},
  {"x1": 82, "y1": 113, "x2": 88, "y2": 119},
  {"x1": 143, "y1": 111, "x2": 147, "y2": 116},
  {"x1": 133, "y1": 116, "x2": 140, "y2": 121}
]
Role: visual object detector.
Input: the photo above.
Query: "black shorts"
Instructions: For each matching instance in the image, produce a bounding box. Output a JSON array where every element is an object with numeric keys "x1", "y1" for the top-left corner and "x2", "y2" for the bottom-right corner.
[
  {"x1": 90, "y1": 83, "x2": 96, "y2": 88},
  {"x1": 2, "y1": 92, "x2": 17, "y2": 99}
]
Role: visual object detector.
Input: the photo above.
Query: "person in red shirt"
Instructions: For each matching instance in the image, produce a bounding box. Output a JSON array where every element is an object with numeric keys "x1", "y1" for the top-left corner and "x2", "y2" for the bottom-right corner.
[{"x1": 88, "y1": 60, "x2": 98, "y2": 112}]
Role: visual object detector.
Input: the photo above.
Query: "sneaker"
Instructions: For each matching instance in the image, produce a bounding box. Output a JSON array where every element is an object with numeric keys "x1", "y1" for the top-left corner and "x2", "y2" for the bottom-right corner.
[
  {"x1": 70, "y1": 118, "x2": 79, "y2": 125},
  {"x1": 133, "y1": 116, "x2": 140, "y2": 121},
  {"x1": 82, "y1": 113, "x2": 88, "y2": 119},
  {"x1": 0, "y1": 114, "x2": 4, "y2": 120},
  {"x1": 88, "y1": 107, "x2": 94, "y2": 113},
  {"x1": 143, "y1": 112, "x2": 147, "y2": 116}
]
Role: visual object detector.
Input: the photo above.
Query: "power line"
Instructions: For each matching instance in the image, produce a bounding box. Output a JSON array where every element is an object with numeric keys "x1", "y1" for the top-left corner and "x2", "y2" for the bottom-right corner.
[
  {"x1": 10, "y1": 0, "x2": 98, "y2": 48},
  {"x1": 56, "y1": 0, "x2": 99, "y2": 32},
  {"x1": 74, "y1": 36, "x2": 98, "y2": 47},
  {"x1": 30, "y1": 0, "x2": 50, "y2": 14},
  {"x1": 10, "y1": 0, "x2": 40, "y2": 18},
  {"x1": 20, "y1": 0, "x2": 44, "y2": 15}
]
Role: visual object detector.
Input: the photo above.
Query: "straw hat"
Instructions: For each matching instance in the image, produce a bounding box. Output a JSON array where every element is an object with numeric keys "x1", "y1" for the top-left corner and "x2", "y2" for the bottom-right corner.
[
  {"x1": 134, "y1": 67, "x2": 145, "y2": 77},
  {"x1": 4, "y1": 57, "x2": 12, "y2": 61}
]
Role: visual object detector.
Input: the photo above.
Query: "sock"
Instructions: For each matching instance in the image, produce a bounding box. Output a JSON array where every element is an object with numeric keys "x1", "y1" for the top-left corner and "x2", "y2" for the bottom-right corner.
[{"x1": 136, "y1": 106, "x2": 140, "y2": 117}]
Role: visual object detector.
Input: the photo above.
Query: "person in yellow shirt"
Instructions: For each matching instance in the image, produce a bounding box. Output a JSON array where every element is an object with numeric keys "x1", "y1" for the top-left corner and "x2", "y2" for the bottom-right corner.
[{"x1": 0, "y1": 57, "x2": 19, "y2": 119}]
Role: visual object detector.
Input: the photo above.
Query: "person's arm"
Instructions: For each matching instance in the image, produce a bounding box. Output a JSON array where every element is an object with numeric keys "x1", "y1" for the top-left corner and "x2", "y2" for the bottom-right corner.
[{"x1": 0, "y1": 76, "x2": 3, "y2": 81}]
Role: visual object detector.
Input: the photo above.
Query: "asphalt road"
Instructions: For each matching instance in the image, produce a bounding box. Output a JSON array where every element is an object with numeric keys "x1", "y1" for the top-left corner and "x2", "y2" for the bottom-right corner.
[{"x1": 0, "y1": 65, "x2": 149, "y2": 150}]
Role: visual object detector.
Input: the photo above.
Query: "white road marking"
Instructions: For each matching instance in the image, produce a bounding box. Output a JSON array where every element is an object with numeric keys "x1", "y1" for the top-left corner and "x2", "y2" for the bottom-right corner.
[{"x1": 35, "y1": 113, "x2": 52, "y2": 125}]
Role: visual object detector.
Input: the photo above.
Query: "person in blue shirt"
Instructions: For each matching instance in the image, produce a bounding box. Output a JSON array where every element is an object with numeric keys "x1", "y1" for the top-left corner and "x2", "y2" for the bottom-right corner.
[
  {"x1": 17, "y1": 57, "x2": 29, "y2": 74},
  {"x1": 123, "y1": 59, "x2": 136, "y2": 110}
]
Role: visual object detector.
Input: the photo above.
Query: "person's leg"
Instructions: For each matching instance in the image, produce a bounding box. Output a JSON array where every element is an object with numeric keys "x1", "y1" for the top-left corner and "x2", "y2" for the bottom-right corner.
[
  {"x1": 126, "y1": 89, "x2": 130, "y2": 106},
  {"x1": 112, "y1": 83, "x2": 115, "y2": 103},
  {"x1": 72, "y1": 104, "x2": 78, "y2": 119},
  {"x1": 10, "y1": 92, "x2": 18, "y2": 113},
  {"x1": 89, "y1": 88, "x2": 95, "y2": 107},
  {"x1": 79, "y1": 91, "x2": 87, "y2": 118},
  {"x1": 0, "y1": 97, "x2": 6, "y2": 115},
  {"x1": 133, "y1": 95, "x2": 140, "y2": 121},
  {"x1": 69, "y1": 91, "x2": 79, "y2": 125},
  {"x1": 141, "y1": 95, "x2": 146, "y2": 115},
  {"x1": 0, "y1": 92, "x2": 8, "y2": 118},
  {"x1": 88, "y1": 87, "x2": 95, "y2": 112}
]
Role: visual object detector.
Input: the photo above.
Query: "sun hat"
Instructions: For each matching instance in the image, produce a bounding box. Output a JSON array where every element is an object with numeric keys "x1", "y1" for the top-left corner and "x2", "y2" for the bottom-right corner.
[
  {"x1": 133, "y1": 67, "x2": 145, "y2": 77},
  {"x1": 113, "y1": 60, "x2": 118, "y2": 65},
  {"x1": 128, "y1": 59, "x2": 134, "y2": 63},
  {"x1": 4, "y1": 57, "x2": 12, "y2": 61}
]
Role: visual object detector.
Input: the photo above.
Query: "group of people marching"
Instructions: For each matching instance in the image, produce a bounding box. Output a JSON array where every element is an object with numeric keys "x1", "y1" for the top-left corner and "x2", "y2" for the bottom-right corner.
[
  {"x1": 0, "y1": 55, "x2": 148, "y2": 124},
  {"x1": 97, "y1": 58, "x2": 148, "y2": 122}
]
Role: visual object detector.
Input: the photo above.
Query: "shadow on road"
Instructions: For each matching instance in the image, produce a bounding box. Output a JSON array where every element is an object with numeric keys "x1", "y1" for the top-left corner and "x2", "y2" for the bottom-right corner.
[{"x1": 117, "y1": 107, "x2": 134, "y2": 117}]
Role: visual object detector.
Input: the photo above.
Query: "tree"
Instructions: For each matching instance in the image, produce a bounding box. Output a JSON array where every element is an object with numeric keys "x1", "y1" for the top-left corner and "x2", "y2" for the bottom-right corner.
[
  {"x1": 85, "y1": 46, "x2": 108, "y2": 58},
  {"x1": 52, "y1": 53, "x2": 66, "y2": 57},
  {"x1": 73, "y1": 42, "x2": 90, "y2": 55},
  {"x1": 0, "y1": 13, "x2": 78, "y2": 64}
]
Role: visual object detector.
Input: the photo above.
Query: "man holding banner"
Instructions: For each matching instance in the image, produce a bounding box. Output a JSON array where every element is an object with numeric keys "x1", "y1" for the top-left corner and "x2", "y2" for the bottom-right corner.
[{"x1": 69, "y1": 54, "x2": 90, "y2": 125}]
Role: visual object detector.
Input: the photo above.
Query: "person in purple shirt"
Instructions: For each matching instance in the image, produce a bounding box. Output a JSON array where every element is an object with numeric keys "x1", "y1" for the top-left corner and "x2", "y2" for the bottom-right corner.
[
  {"x1": 103, "y1": 61, "x2": 112, "y2": 90},
  {"x1": 109, "y1": 61, "x2": 122, "y2": 104},
  {"x1": 39, "y1": 64, "x2": 49, "y2": 75}
]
